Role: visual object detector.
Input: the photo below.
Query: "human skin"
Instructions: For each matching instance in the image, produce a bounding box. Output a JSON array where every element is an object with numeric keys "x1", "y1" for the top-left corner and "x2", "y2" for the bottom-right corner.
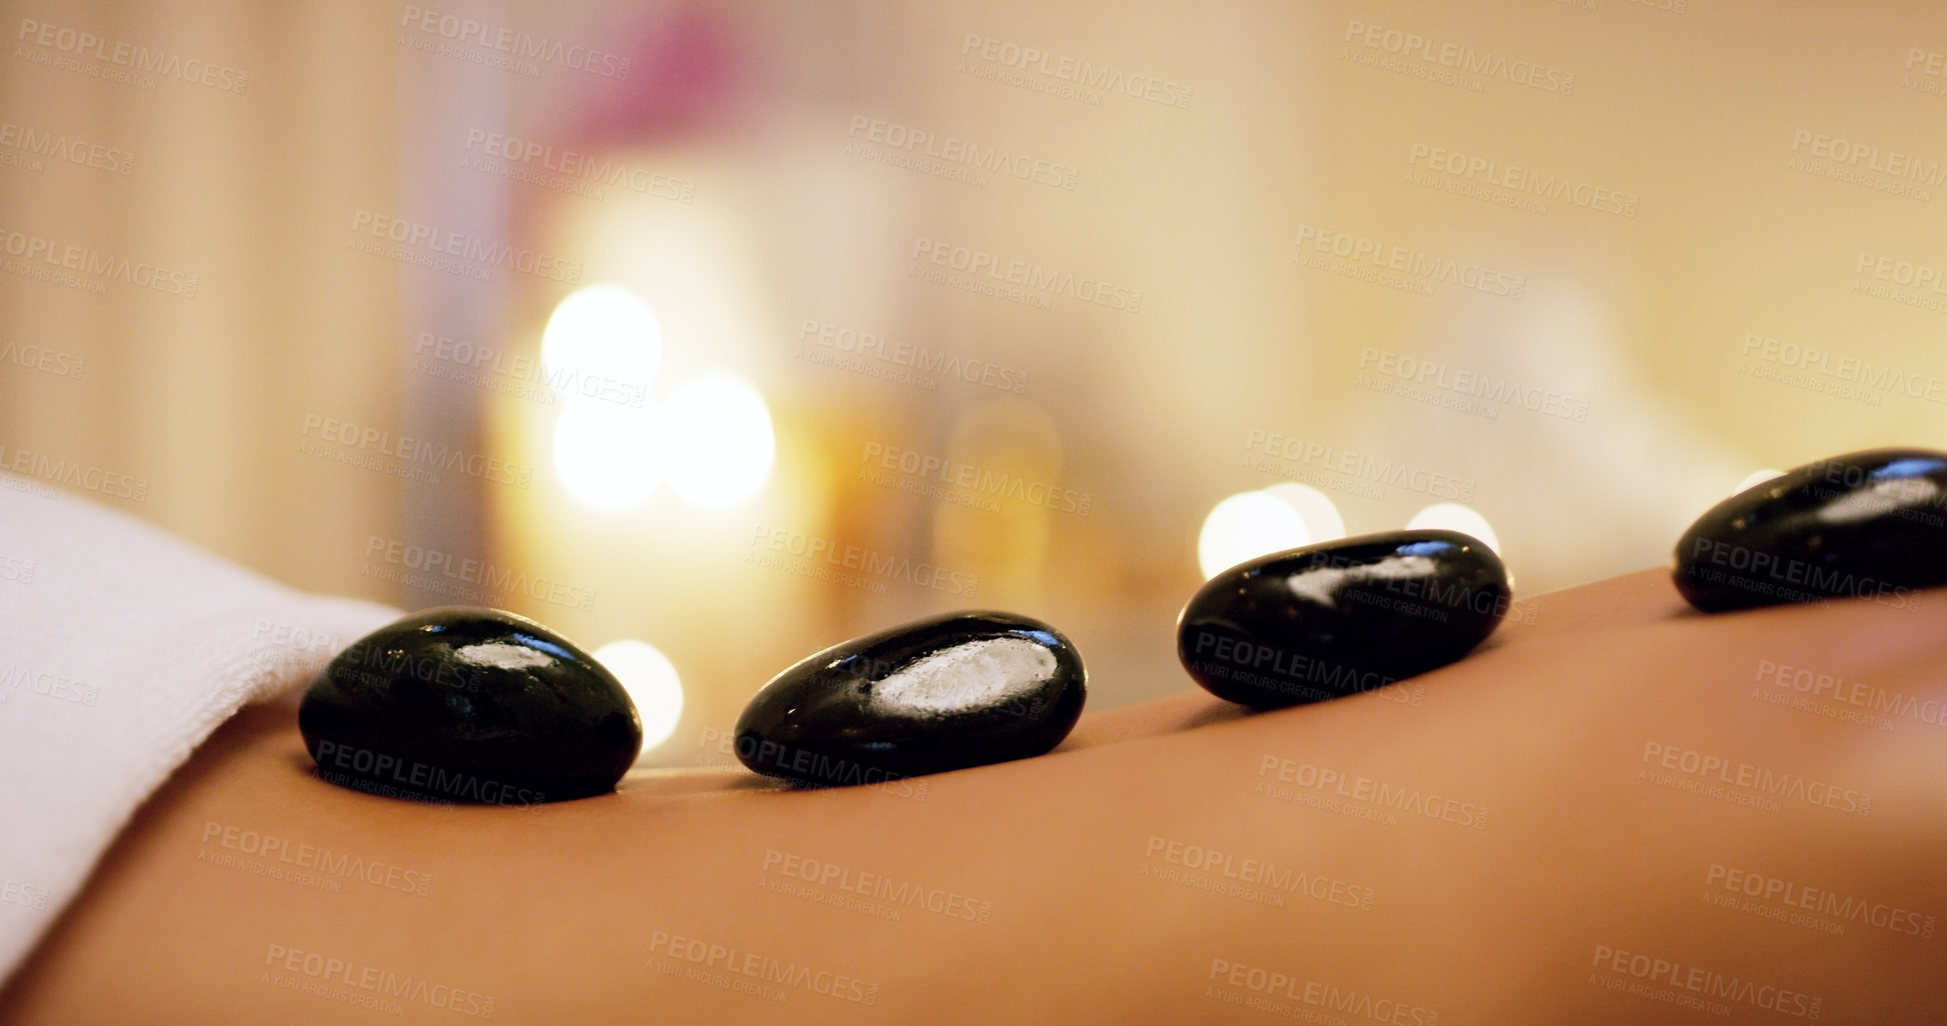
[{"x1": 3, "y1": 569, "x2": 1943, "y2": 1024}]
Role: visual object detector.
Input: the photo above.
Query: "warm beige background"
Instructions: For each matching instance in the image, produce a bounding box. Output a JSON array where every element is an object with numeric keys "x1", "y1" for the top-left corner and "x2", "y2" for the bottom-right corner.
[{"x1": 4, "y1": 0, "x2": 1944, "y2": 752}]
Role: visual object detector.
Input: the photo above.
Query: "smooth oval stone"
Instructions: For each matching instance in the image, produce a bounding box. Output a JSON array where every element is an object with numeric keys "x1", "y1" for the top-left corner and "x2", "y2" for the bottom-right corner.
[
  {"x1": 298, "y1": 607, "x2": 641, "y2": 804},
  {"x1": 1673, "y1": 447, "x2": 1947, "y2": 613},
  {"x1": 1177, "y1": 529, "x2": 1510, "y2": 709},
  {"x1": 734, "y1": 611, "x2": 1086, "y2": 785}
]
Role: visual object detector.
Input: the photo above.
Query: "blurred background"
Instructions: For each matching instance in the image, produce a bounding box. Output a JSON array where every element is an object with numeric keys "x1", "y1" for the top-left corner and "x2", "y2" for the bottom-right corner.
[{"x1": 4, "y1": 0, "x2": 1945, "y2": 761}]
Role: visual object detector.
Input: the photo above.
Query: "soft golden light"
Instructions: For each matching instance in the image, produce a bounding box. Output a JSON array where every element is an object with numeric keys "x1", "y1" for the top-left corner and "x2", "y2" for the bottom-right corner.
[
  {"x1": 1407, "y1": 502, "x2": 1502, "y2": 554},
  {"x1": 1260, "y1": 482, "x2": 1347, "y2": 546},
  {"x1": 593, "y1": 639, "x2": 685, "y2": 755},
  {"x1": 1198, "y1": 490, "x2": 1311, "y2": 579},
  {"x1": 660, "y1": 373, "x2": 776, "y2": 510},
  {"x1": 540, "y1": 283, "x2": 662, "y2": 395},
  {"x1": 552, "y1": 400, "x2": 661, "y2": 513}
]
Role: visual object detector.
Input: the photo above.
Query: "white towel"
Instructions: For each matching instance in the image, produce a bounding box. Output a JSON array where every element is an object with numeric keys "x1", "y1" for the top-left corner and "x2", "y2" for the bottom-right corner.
[{"x1": 0, "y1": 472, "x2": 397, "y2": 985}]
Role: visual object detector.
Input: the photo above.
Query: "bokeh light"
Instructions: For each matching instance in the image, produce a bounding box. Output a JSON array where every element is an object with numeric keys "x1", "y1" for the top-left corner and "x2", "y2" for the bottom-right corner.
[
  {"x1": 1407, "y1": 502, "x2": 1502, "y2": 554},
  {"x1": 592, "y1": 639, "x2": 685, "y2": 755},
  {"x1": 541, "y1": 283, "x2": 662, "y2": 395},
  {"x1": 553, "y1": 399, "x2": 661, "y2": 512},
  {"x1": 1736, "y1": 469, "x2": 1786, "y2": 493},
  {"x1": 1261, "y1": 482, "x2": 1346, "y2": 545},
  {"x1": 1197, "y1": 490, "x2": 1311, "y2": 579},
  {"x1": 660, "y1": 373, "x2": 776, "y2": 509}
]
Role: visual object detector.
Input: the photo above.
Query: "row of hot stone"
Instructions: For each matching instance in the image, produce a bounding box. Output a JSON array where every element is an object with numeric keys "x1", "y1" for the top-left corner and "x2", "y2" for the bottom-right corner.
[{"x1": 298, "y1": 446, "x2": 1947, "y2": 803}]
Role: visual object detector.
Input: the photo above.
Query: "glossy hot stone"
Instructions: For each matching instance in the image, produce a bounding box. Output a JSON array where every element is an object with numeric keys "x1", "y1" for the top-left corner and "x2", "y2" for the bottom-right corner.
[
  {"x1": 734, "y1": 611, "x2": 1087, "y2": 786},
  {"x1": 1177, "y1": 530, "x2": 1510, "y2": 709},
  {"x1": 299, "y1": 607, "x2": 642, "y2": 804},
  {"x1": 1673, "y1": 447, "x2": 1947, "y2": 613}
]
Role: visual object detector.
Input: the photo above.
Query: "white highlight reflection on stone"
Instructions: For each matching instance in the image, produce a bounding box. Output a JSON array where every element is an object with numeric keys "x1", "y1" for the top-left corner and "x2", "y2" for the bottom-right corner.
[{"x1": 869, "y1": 637, "x2": 1054, "y2": 716}]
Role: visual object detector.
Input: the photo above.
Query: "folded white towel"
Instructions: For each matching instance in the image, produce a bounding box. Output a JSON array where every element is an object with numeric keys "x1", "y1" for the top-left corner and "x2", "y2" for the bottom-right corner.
[{"x1": 0, "y1": 473, "x2": 396, "y2": 985}]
